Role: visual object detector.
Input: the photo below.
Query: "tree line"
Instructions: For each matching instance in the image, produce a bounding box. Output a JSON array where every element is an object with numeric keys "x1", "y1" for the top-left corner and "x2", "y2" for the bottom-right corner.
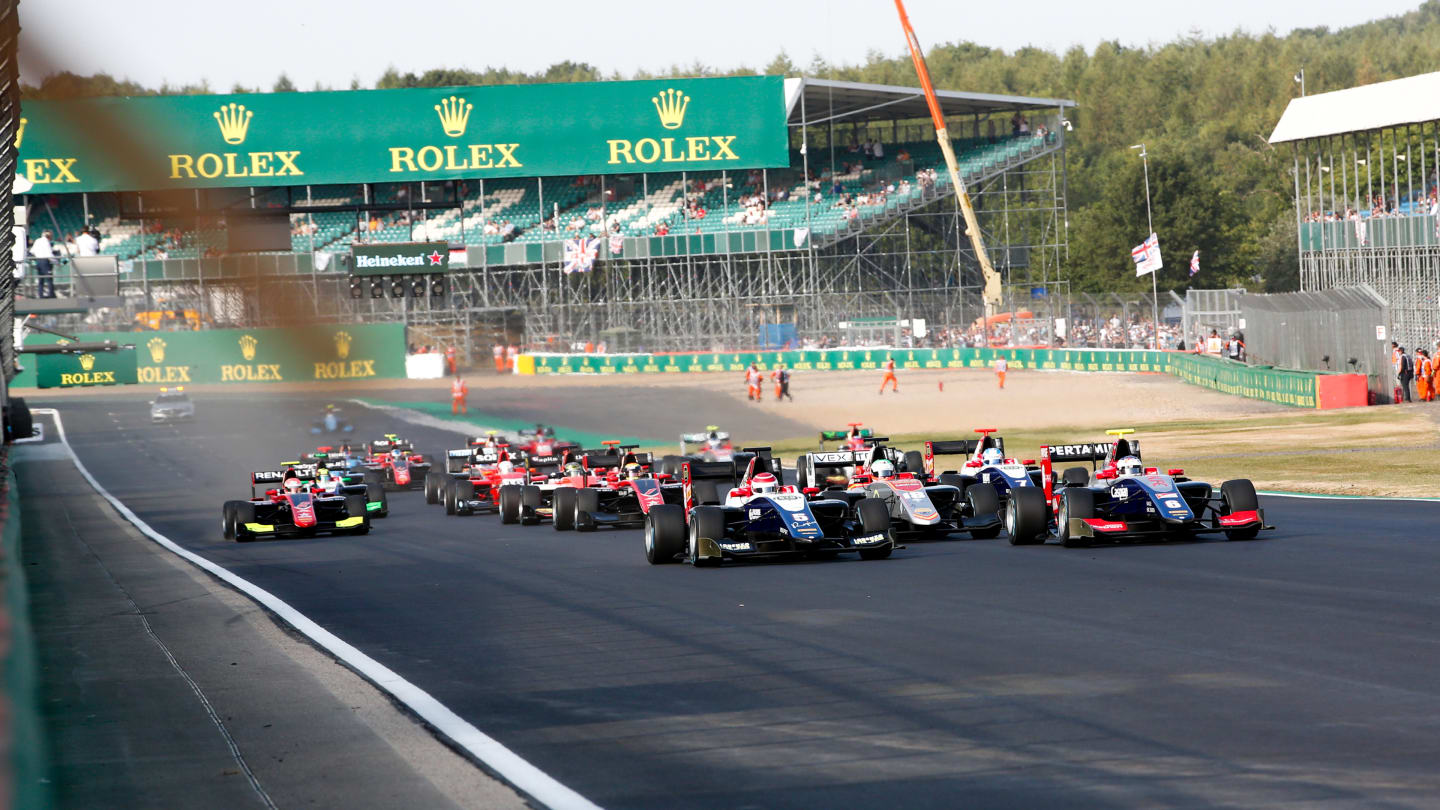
[{"x1": 22, "y1": 1, "x2": 1440, "y2": 293}]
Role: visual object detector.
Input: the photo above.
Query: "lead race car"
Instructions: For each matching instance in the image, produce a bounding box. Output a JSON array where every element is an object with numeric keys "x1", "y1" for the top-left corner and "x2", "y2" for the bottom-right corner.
[
  {"x1": 643, "y1": 448, "x2": 893, "y2": 566},
  {"x1": 360, "y1": 435, "x2": 432, "y2": 490},
  {"x1": 1003, "y1": 429, "x2": 1275, "y2": 547},
  {"x1": 221, "y1": 465, "x2": 370, "y2": 542}
]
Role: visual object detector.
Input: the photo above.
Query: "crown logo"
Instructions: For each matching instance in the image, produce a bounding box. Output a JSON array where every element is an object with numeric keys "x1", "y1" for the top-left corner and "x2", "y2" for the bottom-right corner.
[
  {"x1": 651, "y1": 88, "x2": 690, "y2": 130},
  {"x1": 239, "y1": 334, "x2": 258, "y2": 361},
  {"x1": 334, "y1": 330, "x2": 352, "y2": 360},
  {"x1": 434, "y1": 96, "x2": 472, "y2": 138},
  {"x1": 147, "y1": 337, "x2": 167, "y2": 363},
  {"x1": 14, "y1": 117, "x2": 26, "y2": 149},
  {"x1": 79, "y1": 353, "x2": 95, "y2": 371},
  {"x1": 213, "y1": 103, "x2": 253, "y2": 145}
]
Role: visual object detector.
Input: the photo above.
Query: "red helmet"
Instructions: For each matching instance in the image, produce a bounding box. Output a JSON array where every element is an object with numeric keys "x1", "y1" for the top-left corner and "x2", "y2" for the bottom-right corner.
[{"x1": 751, "y1": 472, "x2": 778, "y2": 494}]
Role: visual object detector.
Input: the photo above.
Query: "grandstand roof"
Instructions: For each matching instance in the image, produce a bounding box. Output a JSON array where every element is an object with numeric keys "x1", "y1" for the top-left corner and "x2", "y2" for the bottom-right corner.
[
  {"x1": 1268, "y1": 71, "x2": 1440, "y2": 144},
  {"x1": 784, "y1": 77, "x2": 1074, "y2": 126}
]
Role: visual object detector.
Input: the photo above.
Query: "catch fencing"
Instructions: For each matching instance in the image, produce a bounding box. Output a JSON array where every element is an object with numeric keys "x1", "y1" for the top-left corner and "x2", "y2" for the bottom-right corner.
[{"x1": 1238, "y1": 285, "x2": 1392, "y2": 402}]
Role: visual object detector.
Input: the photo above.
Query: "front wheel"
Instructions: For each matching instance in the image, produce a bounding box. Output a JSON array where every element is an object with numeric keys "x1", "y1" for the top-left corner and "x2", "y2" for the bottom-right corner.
[
  {"x1": 689, "y1": 506, "x2": 726, "y2": 567},
  {"x1": 856, "y1": 498, "x2": 892, "y2": 560},
  {"x1": 1220, "y1": 479, "x2": 1261, "y2": 540},
  {"x1": 232, "y1": 502, "x2": 257, "y2": 543},
  {"x1": 552, "y1": 487, "x2": 576, "y2": 531},
  {"x1": 966, "y1": 484, "x2": 1002, "y2": 539},
  {"x1": 574, "y1": 488, "x2": 599, "y2": 532},
  {"x1": 222, "y1": 500, "x2": 239, "y2": 540},
  {"x1": 366, "y1": 483, "x2": 388, "y2": 517},
  {"x1": 1006, "y1": 486, "x2": 1048, "y2": 545},
  {"x1": 1058, "y1": 488, "x2": 1095, "y2": 548},
  {"x1": 425, "y1": 472, "x2": 444, "y2": 504},
  {"x1": 499, "y1": 486, "x2": 520, "y2": 524},
  {"x1": 645, "y1": 504, "x2": 686, "y2": 564}
]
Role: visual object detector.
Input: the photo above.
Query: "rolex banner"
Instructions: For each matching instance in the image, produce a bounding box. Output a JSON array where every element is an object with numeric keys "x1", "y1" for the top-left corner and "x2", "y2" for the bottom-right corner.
[
  {"x1": 35, "y1": 347, "x2": 140, "y2": 388},
  {"x1": 16, "y1": 76, "x2": 788, "y2": 193},
  {"x1": 14, "y1": 323, "x2": 405, "y2": 388}
]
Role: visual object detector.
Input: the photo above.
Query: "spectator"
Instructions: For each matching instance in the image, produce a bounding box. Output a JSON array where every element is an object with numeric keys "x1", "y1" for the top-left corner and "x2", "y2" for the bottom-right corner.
[
  {"x1": 31, "y1": 229, "x2": 55, "y2": 298},
  {"x1": 872, "y1": 140, "x2": 884, "y2": 160}
]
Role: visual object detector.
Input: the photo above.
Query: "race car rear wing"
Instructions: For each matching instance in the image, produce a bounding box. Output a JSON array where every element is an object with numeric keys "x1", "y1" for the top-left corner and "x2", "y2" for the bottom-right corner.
[
  {"x1": 681, "y1": 459, "x2": 741, "y2": 508},
  {"x1": 1042, "y1": 441, "x2": 1140, "y2": 466},
  {"x1": 806, "y1": 449, "x2": 866, "y2": 469},
  {"x1": 922, "y1": 437, "x2": 1005, "y2": 476},
  {"x1": 818, "y1": 428, "x2": 873, "y2": 450},
  {"x1": 251, "y1": 464, "x2": 320, "y2": 494}
]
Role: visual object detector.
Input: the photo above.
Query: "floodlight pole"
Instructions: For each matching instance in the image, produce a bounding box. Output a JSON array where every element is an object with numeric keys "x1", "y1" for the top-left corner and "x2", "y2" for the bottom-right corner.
[
  {"x1": 1131, "y1": 143, "x2": 1160, "y2": 348},
  {"x1": 893, "y1": 0, "x2": 1002, "y2": 331}
]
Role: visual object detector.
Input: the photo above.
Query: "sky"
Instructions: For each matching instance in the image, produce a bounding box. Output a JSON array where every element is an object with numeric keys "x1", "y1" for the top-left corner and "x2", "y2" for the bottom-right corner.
[{"x1": 19, "y1": 0, "x2": 1427, "y2": 92}]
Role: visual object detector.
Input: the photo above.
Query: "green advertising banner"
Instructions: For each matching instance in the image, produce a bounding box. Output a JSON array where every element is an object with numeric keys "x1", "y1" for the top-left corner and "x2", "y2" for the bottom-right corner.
[
  {"x1": 352, "y1": 242, "x2": 450, "y2": 275},
  {"x1": 13, "y1": 323, "x2": 405, "y2": 388},
  {"x1": 16, "y1": 76, "x2": 788, "y2": 193},
  {"x1": 35, "y1": 346, "x2": 139, "y2": 388}
]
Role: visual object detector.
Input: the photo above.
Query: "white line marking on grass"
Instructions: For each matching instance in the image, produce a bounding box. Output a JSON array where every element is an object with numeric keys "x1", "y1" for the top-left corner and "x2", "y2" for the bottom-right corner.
[{"x1": 30, "y1": 408, "x2": 603, "y2": 810}]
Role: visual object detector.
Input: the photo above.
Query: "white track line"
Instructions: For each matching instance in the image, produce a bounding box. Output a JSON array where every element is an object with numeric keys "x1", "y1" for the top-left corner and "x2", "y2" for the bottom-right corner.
[
  {"x1": 30, "y1": 408, "x2": 602, "y2": 810},
  {"x1": 1258, "y1": 491, "x2": 1440, "y2": 503}
]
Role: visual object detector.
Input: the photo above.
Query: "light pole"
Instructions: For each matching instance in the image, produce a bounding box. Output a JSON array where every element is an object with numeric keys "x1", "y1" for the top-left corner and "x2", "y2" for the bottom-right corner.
[
  {"x1": 1294, "y1": 67, "x2": 1305, "y2": 96},
  {"x1": 1131, "y1": 143, "x2": 1160, "y2": 349}
]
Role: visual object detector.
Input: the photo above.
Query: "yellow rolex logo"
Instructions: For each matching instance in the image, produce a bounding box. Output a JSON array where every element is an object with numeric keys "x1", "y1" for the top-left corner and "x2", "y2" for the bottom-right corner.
[
  {"x1": 239, "y1": 334, "x2": 258, "y2": 361},
  {"x1": 434, "y1": 96, "x2": 472, "y2": 138},
  {"x1": 334, "y1": 330, "x2": 352, "y2": 360},
  {"x1": 14, "y1": 117, "x2": 26, "y2": 149},
  {"x1": 79, "y1": 353, "x2": 95, "y2": 371},
  {"x1": 652, "y1": 88, "x2": 690, "y2": 130},
  {"x1": 147, "y1": 337, "x2": 167, "y2": 363},
  {"x1": 213, "y1": 103, "x2": 253, "y2": 145}
]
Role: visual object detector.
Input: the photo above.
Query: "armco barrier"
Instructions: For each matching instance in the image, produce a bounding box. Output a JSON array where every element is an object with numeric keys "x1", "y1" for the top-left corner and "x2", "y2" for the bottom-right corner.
[
  {"x1": 521, "y1": 348, "x2": 1365, "y2": 409},
  {"x1": 12, "y1": 323, "x2": 406, "y2": 388}
]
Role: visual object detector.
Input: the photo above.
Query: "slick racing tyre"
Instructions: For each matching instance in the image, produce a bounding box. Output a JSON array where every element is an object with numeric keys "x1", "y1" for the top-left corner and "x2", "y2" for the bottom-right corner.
[
  {"x1": 966, "y1": 484, "x2": 1002, "y2": 539},
  {"x1": 903, "y1": 450, "x2": 925, "y2": 476},
  {"x1": 1061, "y1": 467, "x2": 1091, "y2": 487},
  {"x1": 366, "y1": 483, "x2": 388, "y2": 517},
  {"x1": 855, "y1": 498, "x2": 892, "y2": 560},
  {"x1": 345, "y1": 495, "x2": 370, "y2": 535},
  {"x1": 688, "y1": 507, "x2": 725, "y2": 567},
  {"x1": 574, "y1": 488, "x2": 599, "y2": 532},
  {"x1": 232, "y1": 502, "x2": 257, "y2": 542},
  {"x1": 552, "y1": 487, "x2": 576, "y2": 531},
  {"x1": 499, "y1": 486, "x2": 521, "y2": 524},
  {"x1": 794, "y1": 457, "x2": 809, "y2": 491},
  {"x1": 520, "y1": 486, "x2": 542, "y2": 525},
  {"x1": 1006, "y1": 486, "x2": 1048, "y2": 545},
  {"x1": 452, "y1": 480, "x2": 476, "y2": 516},
  {"x1": 645, "y1": 504, "x2": 686, "y2": 564},
  {"x1": 1058, "y1": 488, "x2": 1095, "y2": 548},
  {"x1": 444, "y1": 480, "x2": 459, "y2": 515},
  {"x1": 1220, "y1": 479, "x2": 1261, "y2": 541},
  {"x1": 425, "y1": 472, "x2": 445, "y2": 505},
  {"x1": 222, "y1": 500, "x2": 240, "y2": 540},
  {"x1": 937, "y1": 473, "x2": 966, "y2": 492}
]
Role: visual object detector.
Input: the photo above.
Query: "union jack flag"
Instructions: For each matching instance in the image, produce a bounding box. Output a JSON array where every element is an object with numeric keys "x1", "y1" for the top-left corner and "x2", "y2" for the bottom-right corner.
[
  {"x1": 609, "y1": 234, "x2": 625, "y2": 256},
  {"x1": 1131, "y1": 232, "x2": 1163, "y2": 277},
  {"x1": 1189, "y1": 250, "x2": 1200, "y2": 277},
  {"x1": 563, "y1": 237, "x2": 600, "y2": 274}
]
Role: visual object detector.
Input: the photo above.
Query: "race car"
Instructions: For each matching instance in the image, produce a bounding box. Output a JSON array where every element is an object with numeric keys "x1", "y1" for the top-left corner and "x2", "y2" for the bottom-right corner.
[
  {"x1": 556, "y1": 447, "x2": 683, "y2": 532},
  {"x1": 922, "y1": 429, "x2": 1045, "y2": 517},
  {"x1": 514, "y1": 425, "x2": 581, "y2": 467},
  {"x1": 643, "y1": 447, "x2": 893, "y2": 566},
  {"x1": 360, "y1": 437, "x2": 432, "y2": 490},
  {"x1": 149, "y1": 387, "x2": 195, "y2": 423},
  {"x1": 426, "y1": 446, "x2": 528, "y2": 515},
  {"x1": 800, "y1": 443, "x2": 1001, "y2": 540},
  {"x1": 221, "y1": 465, "x2": 371, "y2": 542},
  {"x1": 311, "y1": 403, "x2": 355, "y2": 434},
  {"x1": 445, "y1": 433, "x2": 513, "y2": 473},
  {"x1": 818, "y1": 423, "x2": 878, "y2": 452},
  {"x1": 498, "y1": 449, "x2": 612, "y2": 526},
  {"x1": 680, "y1": 426, "x2": 736, "y2": 462},
  {"x1": 1004, "y1": 429, "x2": 1274, "y2": 547}
]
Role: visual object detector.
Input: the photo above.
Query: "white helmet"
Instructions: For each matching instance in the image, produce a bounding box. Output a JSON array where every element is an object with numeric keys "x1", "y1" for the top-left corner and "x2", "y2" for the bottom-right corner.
[
  {"x1": 1116, "y1": 456, "x2": 1143, "y2": 476},
  {"x1": 497, "y1": 460, "x2": 514, "y2": 475},
  {"x1": 283, "y1": 476, "x2": 304, "y2": 493},
  {"x1": 870, "y1": 459, "x2": 895, "y2": 479},
  {"x1": 751, "y1": 472, "x2": 779, "y2": 494},
  {"x1": 981, "y1": 448, "x2": 1004, "y2": 467}
]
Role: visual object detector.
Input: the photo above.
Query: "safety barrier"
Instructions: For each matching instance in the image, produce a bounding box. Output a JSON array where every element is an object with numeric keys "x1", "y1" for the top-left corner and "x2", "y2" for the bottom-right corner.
[
  {"x1": 12, "y1": 323, "x2": 406, "y2": 388},
  {"x1": 2, "y1": 457, "x2": 51, "y2": 809},
  {"x1": 520, "y1": 348, "x2": 1365, "y2": 409}
]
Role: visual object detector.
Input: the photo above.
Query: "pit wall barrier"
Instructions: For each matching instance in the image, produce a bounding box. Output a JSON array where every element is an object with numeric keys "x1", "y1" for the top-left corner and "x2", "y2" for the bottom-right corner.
[
  {"x1": 520, "y1": 348, "x2": 1368, "y2": 410},
  {"x1": 11, "y1": 323, "x2": 406, "y2": 389}
]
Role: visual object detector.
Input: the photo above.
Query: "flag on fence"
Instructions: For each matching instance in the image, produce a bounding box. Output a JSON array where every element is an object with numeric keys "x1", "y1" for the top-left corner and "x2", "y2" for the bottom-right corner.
[
  {"x1": 563, "y1": 237, "x2": 600, "y2": 274},
  {"x1": 609, "y1": 233, "x2": 625, "y2": 256},
  {"x1": 1354, "y1": 217, "x2": 1368, "y2": 246},
  {"x1": 1131, "y1": 232, "x2": 1163, "y2": 276},
  {"x1": 1189, "y1": 250, "x2": 1200, "y2": 277}
]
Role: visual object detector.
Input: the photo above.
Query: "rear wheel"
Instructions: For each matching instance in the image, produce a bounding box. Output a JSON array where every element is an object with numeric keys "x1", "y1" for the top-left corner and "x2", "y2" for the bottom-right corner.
[
  {"x1": 966, "y1": 484, "x2": 1002, "y2": 539},
  {"x1": 795, "y1": 457, "x2": 809, "y2": 491},
  {"x1": 904, "y1": 450, "x2": 925, "y2": 477},
  {"x1": 856, "y1": 498, "x2": 892, "y2": 560},
  {"x1": 499, "y1": 486, "x2": 520, "y2": 524},
  {"x1": 1006, "y1": 486, "x2": 1048, "y2": 545},
  {"x1": 363, "y1": 469, "x2": 383, "y2": 486},
  {"x1": 1059, "y1": 488, "x2": 1095, "y2": 548},
  {"x1": 574, "y1": 488, "x2": 599, "y2": 532},
  {"x1": 645, "y1": 504, "x2": 686, "y2": 564},
  {"x1": 366, "y1": 483, "x2": 387, "y2": 517},
  {"x1": 232, "y1": 502, "x2": 257, "y2": 543},
  {"x1": 1062, "y1": 466, "x2": 1091, "y2": 487},
  {"x1": 689, "y1": 507, "x2": 725, "y2": 567},
  {"x1": 937, "y1": 473, "x2": 966, "y2": 492},
  {"x1": 552, "y1": 487, "x2": 576, "y2": 531},
  {"x1": 691, "y1": 479, "x2": 721, "y2": 506},
  {"x1": 222, "y1": 500, "x2": 239, "y2": 540},
  {"x1": 1220, "y1": 479, "x2": 1261, "y2": 541}
]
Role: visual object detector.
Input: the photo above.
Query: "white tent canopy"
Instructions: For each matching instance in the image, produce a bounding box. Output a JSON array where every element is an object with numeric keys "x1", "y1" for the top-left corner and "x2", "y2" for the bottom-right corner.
[
  {"x1": 783, "y1": 77, "x2": 1073, "y2": 126},
  {"x1": 1268, "y1": 71, "x2": 1440, "y2": 144}
]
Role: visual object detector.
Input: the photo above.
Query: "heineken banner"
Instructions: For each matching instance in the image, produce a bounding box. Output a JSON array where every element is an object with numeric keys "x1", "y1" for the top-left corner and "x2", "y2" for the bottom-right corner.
[
  {"x1": 352, "y1": 242, "x2": 449, "y2": 275},
  {"x1": 13, "y1": 323, "x2": 405, "y2": 388},
  {"x1": 16, "y1": 76, "x2": 788, "y2": 193},
  {"x1": 520, "y1": 349, "x2": 1348, "y2": 409},
  {"x1": 35, "y1": 346, "x2": 139, "y2": 389}
]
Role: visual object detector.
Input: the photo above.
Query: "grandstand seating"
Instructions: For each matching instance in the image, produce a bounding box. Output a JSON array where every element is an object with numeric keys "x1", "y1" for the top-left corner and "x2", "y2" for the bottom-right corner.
[{"x1": 23, "y1": 133, "x2": 1058, "y2": 264}]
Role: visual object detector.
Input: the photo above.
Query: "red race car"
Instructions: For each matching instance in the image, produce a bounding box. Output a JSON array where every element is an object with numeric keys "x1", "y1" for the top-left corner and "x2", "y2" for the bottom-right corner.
[{"x1": 222, "y1": 465, "x2": 370, "y2": 542}]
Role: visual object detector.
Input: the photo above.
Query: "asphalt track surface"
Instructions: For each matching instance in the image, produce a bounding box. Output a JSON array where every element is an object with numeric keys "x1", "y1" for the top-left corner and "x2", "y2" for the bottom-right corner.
[{"x1": 41, "y1": 392, "x2": 1440, "y2": 808}]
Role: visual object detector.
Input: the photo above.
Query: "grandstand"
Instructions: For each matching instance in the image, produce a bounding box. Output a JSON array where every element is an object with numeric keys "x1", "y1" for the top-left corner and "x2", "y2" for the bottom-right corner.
[
  {"x1": 1270, "y1": 71, "x2": 1440, "y2": 354},
  {"x1": 19, "y1": 77, "x2": 1074, "y2": 351}
]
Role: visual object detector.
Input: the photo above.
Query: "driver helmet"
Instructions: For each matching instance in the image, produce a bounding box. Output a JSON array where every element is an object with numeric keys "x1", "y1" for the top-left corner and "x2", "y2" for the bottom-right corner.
[
  {"x1": 1116, "y1": 455, "x2": 1143, "y2": 476},
  {"x1": 564, "y1": 461, "x2": 584, "y2": 476},
  {"x1": 497, "y1": 460, "x2": 514, "y2": 475},
  {"x1": 871, "y1": 459, "x2": 896, "y2": 479},
  {"x1": 316, "y1": 467, "x2": 333, "y2": 482},
  {"x1": 283, "y1": 476, "x2": 305, "y2": 493},
  {"x1": 751, "y1": 472, "x2": 779, "y2": 494},
  {"x1": 981, "y1": 447, "x2": 1004, "y2": 467},
  {"x1": 707, "y1": 436, "x2": 723, "y2": 449},
  {"x1": 624, "y1": 462, "x2": 643, "y2": 479},
  {"x1": 390, "y1": 447, "x2": 404, "y2": 459}
]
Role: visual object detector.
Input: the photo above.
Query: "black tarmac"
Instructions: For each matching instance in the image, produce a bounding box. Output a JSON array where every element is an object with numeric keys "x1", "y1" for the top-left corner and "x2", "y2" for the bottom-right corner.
[{"x1": 34, "y1": 392, "x2": 1440, "y2": 809}]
